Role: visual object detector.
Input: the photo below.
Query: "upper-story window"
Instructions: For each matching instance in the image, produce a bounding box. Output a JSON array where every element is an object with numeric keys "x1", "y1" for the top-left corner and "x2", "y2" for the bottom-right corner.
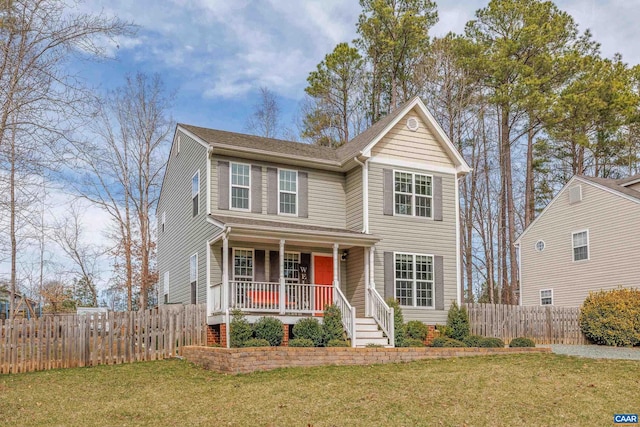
[
  {"x1": 572, "y1": 230, "x2": 589, "y2": 261},
  {"x1": 230, "y1": 163, "x2": 250, "y2": 210},
  {"x1": 192, "y1": 171, "x2": 200, "y2": 217},
  {"x1": 394, "y1": 171, "x2": 432, "y2": 217},
  {"x1": 279, "y1": 169, "x2": 298, "y2": 215}
]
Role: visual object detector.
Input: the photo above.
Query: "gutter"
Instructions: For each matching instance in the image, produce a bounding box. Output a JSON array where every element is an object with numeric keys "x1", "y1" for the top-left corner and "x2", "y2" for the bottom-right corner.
[{"x1": 353, "y1": 157, "x2": 370, "y2": 234}]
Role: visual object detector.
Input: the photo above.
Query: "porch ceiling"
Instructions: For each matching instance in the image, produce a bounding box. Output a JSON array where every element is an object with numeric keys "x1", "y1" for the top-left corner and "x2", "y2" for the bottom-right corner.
[{"x1": 208, "y1": 214, "x2": 379, "y2": 247}]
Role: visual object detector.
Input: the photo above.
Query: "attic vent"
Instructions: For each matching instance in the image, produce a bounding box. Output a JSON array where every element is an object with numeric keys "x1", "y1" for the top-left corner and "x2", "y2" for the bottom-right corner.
[
  {"x1": 568, "y1": 185, "x2": 582, "y2": 204},
  {"x1": 406, "y1": 117, "x2": 419, "y2": 132}
]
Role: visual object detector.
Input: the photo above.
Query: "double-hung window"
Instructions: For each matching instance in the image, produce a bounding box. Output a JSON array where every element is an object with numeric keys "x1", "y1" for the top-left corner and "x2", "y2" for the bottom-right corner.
[
  {"x1": 163, "y1": 271, "x2": 169, "y2": 304},
  {"x1": 279, "y1": 169, "x2": 297, "y2": 215},
  {"x1": 394, "y1": 171, "x2": 432, "y2": 217},
  {"x1": 572, "y1": 230, "x2": 589, "y2": 261},
  {"x1": 192, "y1": 171, "x2": 200, "y2": 217},
  {"x1": 283, "y1": 253, "x2": 300, "y2": 283},
  {"x1": 395, "y1": 253, "x2": 434, "y2": 307},
  {"x1": 540, "y1": 289, "x2": 553, "y2": 305},
  {"x1": 233, "y1": 249, "x2": 254, "y2": 282},
  {"x1": 190, "y1": 254, "x2": 198, "y2": 304},
  {"x1": 230, "y1": 163, "x2": 250, "y2": 210}
]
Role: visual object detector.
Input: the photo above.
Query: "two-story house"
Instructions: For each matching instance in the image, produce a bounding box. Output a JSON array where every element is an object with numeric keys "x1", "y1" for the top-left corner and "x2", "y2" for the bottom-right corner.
[{"x1": 157, "y1": 96, "x2": 471, "y2": 347}]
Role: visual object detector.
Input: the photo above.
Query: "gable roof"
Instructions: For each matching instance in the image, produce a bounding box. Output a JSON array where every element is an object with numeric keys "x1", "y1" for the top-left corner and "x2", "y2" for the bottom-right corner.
[
  {"x1": 177, "y1": 96, "x2": 471, "y2": 174},
  {"x1": 515, "y1": 174, "x2": 640, "y2": 245}
]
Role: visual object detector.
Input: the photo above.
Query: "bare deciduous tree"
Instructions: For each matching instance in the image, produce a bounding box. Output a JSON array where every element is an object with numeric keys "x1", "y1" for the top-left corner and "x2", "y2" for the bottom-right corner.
[{"x1": 245, "y1": 87, "x2": 281, "y2": 138}]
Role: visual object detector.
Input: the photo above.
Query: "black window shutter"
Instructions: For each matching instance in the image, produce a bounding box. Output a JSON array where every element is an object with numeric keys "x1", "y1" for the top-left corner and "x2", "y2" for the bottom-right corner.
[
  {"x1": 269, "y1": 251, "x2": 279, "y2": 282},
  {"x1": 434, "y1": 255, "x2": 444, "y2": 310},
  {"x1": 254, "y1": 250, "x2": 265, "y2": 281},
  {"x1": 251, "y1": 165, "x2": 262, "y2": 213},
  {"x1": 383, "y1": 169, "x2": 393, "y2": 216},
  {"x1": 433, "y1": 176, "x2": 443, "y2": 221},
  {"x1": 384, "y1": 251, "x2": 394, "y2": 299},
  {"x1": 218, "y1": 161, "x2": 229, "y2": 210},
  {"x1": 298, "y1": 171, "x2": 308, "y2": 218},
  {"x1": 267, "y1": 168, "x2": 278, "y2": 215}
]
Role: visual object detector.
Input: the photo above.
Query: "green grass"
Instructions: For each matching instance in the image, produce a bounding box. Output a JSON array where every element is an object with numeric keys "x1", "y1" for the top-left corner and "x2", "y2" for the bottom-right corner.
[{"x1": 1, "y1": 354, "x2": 639, "y2": 426}]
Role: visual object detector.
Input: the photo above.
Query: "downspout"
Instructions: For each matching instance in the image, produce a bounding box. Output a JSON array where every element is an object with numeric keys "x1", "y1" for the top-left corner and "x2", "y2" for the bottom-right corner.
[
  {"x1": 206, "y1": 146, "x2": 213, "y2": 215},
  {"x1": 353, "y1": 157, "x2": 369, "y2": 234},
  {"x1": 222, "y1": 226, "x2": 231, "y2": 348},
  {"x1": 455, "y1": 173, "x2": 462, "y2": 307}
]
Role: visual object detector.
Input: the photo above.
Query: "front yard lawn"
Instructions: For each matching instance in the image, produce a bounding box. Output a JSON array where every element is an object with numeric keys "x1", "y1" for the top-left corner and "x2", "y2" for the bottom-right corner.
[{"x1": 1, "y1": 354, "x2": 639, "y2": 426}]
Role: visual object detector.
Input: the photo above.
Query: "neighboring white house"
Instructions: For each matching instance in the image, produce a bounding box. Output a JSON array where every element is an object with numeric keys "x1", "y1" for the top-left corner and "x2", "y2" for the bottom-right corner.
[{"x1": 516, "y1": 174, "x2": 640, "y2": 307}]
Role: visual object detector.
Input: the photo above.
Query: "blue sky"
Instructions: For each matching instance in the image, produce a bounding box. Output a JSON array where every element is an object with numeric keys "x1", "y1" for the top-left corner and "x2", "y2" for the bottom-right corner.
[{"x1": 75, "y1": 0, "x2": 640, "y2": 138}]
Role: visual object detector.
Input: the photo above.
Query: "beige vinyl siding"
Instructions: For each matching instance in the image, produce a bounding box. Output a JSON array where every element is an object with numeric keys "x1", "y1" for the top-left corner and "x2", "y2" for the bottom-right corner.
[
  {"x1": 157, "y1": 131, "x2": 216, "y2": 305},
  {"x1": 368, "y1": 162, "x2": 458, "y2": 324},
  {"x1": 345, "y1": 246, "x2": 366, "y2": 315},
  {"x1": 210, "y1": 155, "x2": 347, "y2": 229},
  {"x1": 345, "y1": 167, "x2": 363, "y2": 231},
  {"x1": 371, "y1": 107, "x2": 454, "y2": 168},
  {"x1": 520, "y1": 181, "x2": 640, "y2": 307}
]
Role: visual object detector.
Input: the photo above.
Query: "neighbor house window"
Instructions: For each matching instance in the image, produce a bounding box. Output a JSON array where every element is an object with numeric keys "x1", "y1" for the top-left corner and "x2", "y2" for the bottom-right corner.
[
  {"x1": 233, "y1": 249, "x2": 254, "y2": 282},
  {"x1": 163, "y1": 271, "x2": 169, "y2": 304},
  {"x1": 278, "y1": 169, "x2": 297, "y2": 215},
  {"x1": 395, "y1": 253, "x2": 434, "y2": 307},
  {"x1": 161, "y1": 211, "x2": 166, "y2": 233},
  {"x1": 284, "y1": 252, "x2": 300, "y2": 283},
  {"x1": 572, "y1": 230, "x2": 589, "y2": 261},
  {"x1": 192, "y1": 171, "x2": 200, "y2": 217},
  {"x1": 230, "y1": 163, "x2": 250, "y2": 210},
  {"x1": 394, "y1": 171, "x2": 432, "y2": 217},
  {"x1": 190, "y1": 254, "x2": 198, "y2": 304},
  {"x1": 540, "y1": 289, "x2": 553, "y2": 305}
]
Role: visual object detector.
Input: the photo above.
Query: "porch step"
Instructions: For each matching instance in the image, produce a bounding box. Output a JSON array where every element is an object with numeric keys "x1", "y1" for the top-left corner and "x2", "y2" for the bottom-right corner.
[{"x1": 353, "y1": 317, "x2": 391, "y2": 348}]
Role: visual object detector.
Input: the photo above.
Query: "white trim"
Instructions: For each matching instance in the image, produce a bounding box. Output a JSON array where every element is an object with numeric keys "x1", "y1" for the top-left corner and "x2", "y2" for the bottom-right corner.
[
  {"x1": 176, "y1": 125, "x2": 214, "y2": 150},
  {"x1": 369, "y1": 155, "x2": 458, "y2": 175},
  {"x1": 206, "y1": 240, "x2": 212, "y2": 315},
  {"x1": 571, "y1": 229, "x2": 590, "y2": 262},
  {"x1": 277, "y1": 168, "x2": 298, "y2": 216},
  {"x1": 206, "y1": 216, "x2": 226, "y2": 229},
  {"x1": 192, "y1": 170, "x2": 200, "y2": 216},
  {"x1": 620, "y1": 177, "x2": 640, "y2": 187},
  {"x1": 229, "y1": 161, "x2": 251, "y2": 212},
  {"x1": 189, "y1": 253, "x2": 198, "y2": 304},
  {"x1": 516, "y1": 242, "x2": 523, "y2": 306},
  {"x1": 393, "y1": 251, "x2": 435, "y2": 309},
  {"x1": 176, "y1": 134, "x2": 181, "y2": 155},
  {"x1": 540, "y1": 289, "x2": 553, "y2": 306},
  {"x1": 231, "y1": 247, "x2": 255, "y2": 281},
  {"x1": 392, "y1": 169, "x2": 433, "y2": 218},
  {"x1": 359, "y1": 97, "x2": 471, "y2": 174},
  {"x1": 455, "y1": 174, "x2": 461, "y2": 306},
  {"x1": 206, "y1": 147, "x2": 212, "y2": 215}
]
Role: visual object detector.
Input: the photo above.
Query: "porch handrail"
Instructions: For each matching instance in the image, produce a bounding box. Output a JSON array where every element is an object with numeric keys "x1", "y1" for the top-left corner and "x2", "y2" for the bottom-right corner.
[
  {"x1": 209, "y1": 282, "x2": 223, "y2": 314},
  {"x1": 230, "y1": 281, "x2": 281, "y2": 312},
  {"x1": 368, "y1": 287, "x2": 394, "y2": 347},
  {"x1": 333, "y1": 286, "x2": 356, "y2": 346}
]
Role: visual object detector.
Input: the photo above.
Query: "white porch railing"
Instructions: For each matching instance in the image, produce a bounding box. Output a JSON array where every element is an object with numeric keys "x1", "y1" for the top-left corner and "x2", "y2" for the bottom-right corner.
[
  {"x1": 368, "y1": 287, "x2": 394, "y2": 347},
  {"x1": 226, "y1": 281, "x2": 334, "y2": 315},
  {"x1": 333, "y1": 286, "x2": 356, "y2": 345},
  {"x1": 210, "y1": 282, "x2": 223, "y2": 313}
]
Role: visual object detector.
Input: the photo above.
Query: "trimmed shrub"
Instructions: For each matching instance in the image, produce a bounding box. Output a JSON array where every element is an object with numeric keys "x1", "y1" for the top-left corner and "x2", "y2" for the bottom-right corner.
[
  {"x1": 446, "y1": 302, "x2": 470, "y2": 341},
  {"x1": 462, "y1": 335, "x2": 484, "y2": 347},
  {"x1": 288, "y1": 338, "x2": 315, "y2": 347},
  {"x1": 403, "y1": 338, "x2": 426, "y2": 347},
  {"x1": 253, "y1": 317, "x2": 284, "y2": 347},
  {"x1": 430, "y1": 337, "x2": 467, "y2": 348},
  {"x1": 243, "y1": 338, "x2": 271, "y2": 347},
  {"x1": 580, "y1": 288, "x2": 640, "y2": 347},
  {"x1": 509, "y1": 337, "x2": 536, "y2": 348},
  {"x1": 435, "y1": 324, "x2": 452, "y2": 338},
  {"x1": 293, "y1": 318, "x2": 323, "y2": 347},
  {"x1": 386, "y1": 298, "x2": 405, "y2": 347},
  {"x1": 230, "y1": 309, "x2": 253, "y2": 348},
  {"x1": 479, "y1": 337, "x2": 505, "y2": 348},
  {"x1": 326, "y1": 339, "x2": 349, "y2": 347},
  {"x1": 404, "y1": 320, "x2": 429, "y2": 341},
  {"x1": 322, "y1": 304, "x2": 344, "y2": 345}
]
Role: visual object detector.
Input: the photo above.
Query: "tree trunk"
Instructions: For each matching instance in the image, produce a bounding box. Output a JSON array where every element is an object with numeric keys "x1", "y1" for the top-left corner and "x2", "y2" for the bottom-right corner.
[{"x1": 524, "y1": 121, "x2": 535, "y2": 227}]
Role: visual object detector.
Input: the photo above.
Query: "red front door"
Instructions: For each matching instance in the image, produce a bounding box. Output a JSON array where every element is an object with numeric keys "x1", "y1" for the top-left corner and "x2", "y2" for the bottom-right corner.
[{"x1": 313, "y1": 255, "x2": 333, "y2": 313}]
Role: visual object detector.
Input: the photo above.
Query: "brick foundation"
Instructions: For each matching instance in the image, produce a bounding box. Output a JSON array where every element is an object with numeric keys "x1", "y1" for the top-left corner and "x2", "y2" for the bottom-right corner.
[
  {"x1": 206, "y1": 325, "x2": 218, "y2": 346},
  {"x1": 282, "y1": 324, "x2": 289, "y2": 346},
  {"x1": 182, "y1": 346, "x2": 551, "y2": 375},
  {"x1": 220, "y1": 323, "x2": 227, "y2": 348},
  {"x1": 424, "y1": 325, "x2": 440, "y2": 346}
]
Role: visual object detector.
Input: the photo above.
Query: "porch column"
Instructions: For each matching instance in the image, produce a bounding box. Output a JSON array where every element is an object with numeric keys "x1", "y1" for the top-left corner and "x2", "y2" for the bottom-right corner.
[
  {"x1": 222, "y1": 234, "x2": 229, "y2": 310},
  {"x1": 279, "y1": 239, "x2": 285, "y2": 315},
  {"x1": 364, "y1": 246, "x2": 370, "y2": 317},
  {"x1": 333, "y1": 243, "x2": 339, "y2": 289},
  {"x1": 369, "y1": 246, "x2": 376, "y2": 315}
]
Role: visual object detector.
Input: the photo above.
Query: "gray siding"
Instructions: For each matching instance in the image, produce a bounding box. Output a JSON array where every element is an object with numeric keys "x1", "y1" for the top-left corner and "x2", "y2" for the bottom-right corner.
[
  {"x1": 157, "y1": 131, "x2": 215, "y2": 305},
  {"x1": 368, "y1": 161, "x2": 458, "y2": 324},
  {"x1": 345, "y1": 246, "x2": 366, "y2": 316},
  {"x1": 210, "y1": 155, "x2": 347, "y2": 229},
  {"x1": 346, "y1": 167, "x2": 363, "y2": 231},
  {"x1": 520, "y1": 180, "x2": 640, "y2": 307}
]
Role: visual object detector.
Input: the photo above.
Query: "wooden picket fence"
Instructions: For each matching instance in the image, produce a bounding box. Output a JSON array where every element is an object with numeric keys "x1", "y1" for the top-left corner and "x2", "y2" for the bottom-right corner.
[
  {"x1": 0, "y1": 304, "x2": 207, "y2": 374},
  {"x1": 465, "y1": 303, "x2": 588, "y2": 345}
]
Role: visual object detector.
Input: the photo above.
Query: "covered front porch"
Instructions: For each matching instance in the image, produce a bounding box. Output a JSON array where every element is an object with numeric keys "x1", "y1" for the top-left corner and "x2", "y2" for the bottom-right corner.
[{"x1": 205, "y1": 215, "x2": 395, "y2": 347}]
